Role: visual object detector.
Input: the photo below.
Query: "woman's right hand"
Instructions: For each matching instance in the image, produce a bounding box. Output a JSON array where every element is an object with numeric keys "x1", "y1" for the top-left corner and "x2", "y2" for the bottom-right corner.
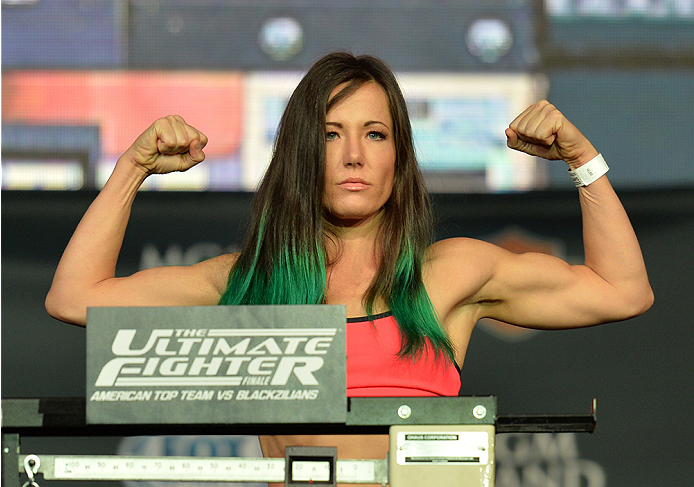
[{"x1": 123, "y1": 115, "x2": 208, "y2": 176}]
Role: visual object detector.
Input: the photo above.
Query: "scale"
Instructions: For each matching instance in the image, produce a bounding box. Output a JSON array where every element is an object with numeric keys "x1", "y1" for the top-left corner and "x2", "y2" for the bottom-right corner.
[
  {"x1": 2, "y1": 306, "x2": 597, "y2": 486},
  {"x1": 2, "y1": 396, "x2": 596, "y2": 487}
]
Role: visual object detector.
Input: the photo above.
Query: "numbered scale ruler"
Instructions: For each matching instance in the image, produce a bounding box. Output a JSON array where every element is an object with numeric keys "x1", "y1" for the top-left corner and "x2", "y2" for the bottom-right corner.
[{"x1": 20, "y1": 455, "x2": 387, "y2": 484}]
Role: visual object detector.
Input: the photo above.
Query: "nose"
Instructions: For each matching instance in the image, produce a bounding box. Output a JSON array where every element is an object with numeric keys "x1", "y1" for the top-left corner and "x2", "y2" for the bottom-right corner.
[{"x1": 343, "y1": 135, "x2": 363, "y2": 167}]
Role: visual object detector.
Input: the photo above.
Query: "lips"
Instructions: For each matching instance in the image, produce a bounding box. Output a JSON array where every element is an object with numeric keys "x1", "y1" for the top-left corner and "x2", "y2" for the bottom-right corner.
[{"x1": 337, "y1": 177, "x2": 370, "y2": 191}]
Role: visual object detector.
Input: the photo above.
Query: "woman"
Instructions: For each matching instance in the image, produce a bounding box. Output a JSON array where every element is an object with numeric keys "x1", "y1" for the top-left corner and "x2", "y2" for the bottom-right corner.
[{"x1": 46, "y1": 52, "x2": 653, "y2": 485}]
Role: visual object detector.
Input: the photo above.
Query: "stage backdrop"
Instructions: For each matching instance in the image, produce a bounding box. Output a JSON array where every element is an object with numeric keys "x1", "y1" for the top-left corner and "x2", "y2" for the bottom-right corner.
[{"x1": 2, "y1": 188, "x2": 693, "y2": 487}]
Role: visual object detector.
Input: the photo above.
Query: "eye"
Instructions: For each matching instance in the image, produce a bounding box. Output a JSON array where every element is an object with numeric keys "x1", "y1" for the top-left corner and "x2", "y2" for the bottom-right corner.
[
  {"x1": 326, "y1": 131, "x2": 338, "y2": 141},
  {"x1": 367, "y1": 131, "x2": 387, "y2": 141}
]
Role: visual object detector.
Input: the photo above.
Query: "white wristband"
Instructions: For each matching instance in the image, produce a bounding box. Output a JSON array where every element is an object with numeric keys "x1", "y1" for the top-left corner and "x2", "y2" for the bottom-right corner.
[{"x1": 568, "y1": 154, "x2": 609, "y2": 187}]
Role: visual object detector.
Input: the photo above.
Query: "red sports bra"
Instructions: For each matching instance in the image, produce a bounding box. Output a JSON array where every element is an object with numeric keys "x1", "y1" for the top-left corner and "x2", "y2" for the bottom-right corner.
[{"x1": 346, "y1": 311, "x2": 461, "y2": 397}]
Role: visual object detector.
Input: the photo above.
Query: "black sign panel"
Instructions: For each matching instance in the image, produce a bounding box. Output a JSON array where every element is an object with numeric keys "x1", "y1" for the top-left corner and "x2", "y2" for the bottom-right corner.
[{"x1": 86, "y1": 305, "x2": 347, "y2": 425}]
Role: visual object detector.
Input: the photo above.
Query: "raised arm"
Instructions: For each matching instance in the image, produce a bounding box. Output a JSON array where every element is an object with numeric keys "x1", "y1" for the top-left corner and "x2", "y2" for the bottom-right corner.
[
  {"x1": 431, "y1": 101, "x2": 653, "y2": 330},
  {"x1": 45, "y1": 116, "x2": 233, "y2": 326}
]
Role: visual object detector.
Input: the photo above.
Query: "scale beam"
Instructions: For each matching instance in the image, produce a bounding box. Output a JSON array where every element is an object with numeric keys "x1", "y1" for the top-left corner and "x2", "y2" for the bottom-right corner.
[
  {"x1": 16, "y1": 454, "x2": 388, "y2": 485},
  {"x1": 1, "y1": 396, "x2": 596, "y2": 436}
]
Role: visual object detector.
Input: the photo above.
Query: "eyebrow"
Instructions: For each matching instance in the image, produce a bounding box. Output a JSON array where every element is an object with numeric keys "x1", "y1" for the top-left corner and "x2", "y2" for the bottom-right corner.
[{"x1": 325, "y1": 121, "x2": 389, "y2": 129}]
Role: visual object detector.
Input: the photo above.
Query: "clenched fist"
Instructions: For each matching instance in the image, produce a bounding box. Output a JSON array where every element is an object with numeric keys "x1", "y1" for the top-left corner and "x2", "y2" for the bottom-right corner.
[
  {"x1": 505, "y1": 101, "x2": 598, "y2": 169},
  {"x1": 123, "y1": 115, "x2": 208, "y2": 176}
]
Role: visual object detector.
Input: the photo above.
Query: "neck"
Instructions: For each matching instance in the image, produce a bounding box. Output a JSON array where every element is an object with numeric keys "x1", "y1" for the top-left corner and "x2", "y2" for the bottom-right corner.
[
  {"x1": 324, "y1": 209, "x2": 385, "y2": 267},
  {"x1": 324, "y1": 207, "x2": 385, "y2": 240}
]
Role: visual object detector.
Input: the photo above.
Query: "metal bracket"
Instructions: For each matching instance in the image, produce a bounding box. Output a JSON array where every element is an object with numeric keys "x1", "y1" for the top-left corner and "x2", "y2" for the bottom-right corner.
[{"x1": 2, "y1": 433, "x2": 20, "y2": 487}]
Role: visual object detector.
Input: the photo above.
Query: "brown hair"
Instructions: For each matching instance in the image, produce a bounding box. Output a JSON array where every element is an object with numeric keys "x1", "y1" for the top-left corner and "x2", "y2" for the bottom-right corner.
[{"x1": 221, "y1": 52, "x2": 452, "y2": 359}]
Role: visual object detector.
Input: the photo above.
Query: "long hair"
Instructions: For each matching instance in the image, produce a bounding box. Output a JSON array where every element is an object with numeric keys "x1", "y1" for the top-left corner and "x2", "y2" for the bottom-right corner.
[{"x1": 219, "y1": 52, "x2": 454, "y2": 361}]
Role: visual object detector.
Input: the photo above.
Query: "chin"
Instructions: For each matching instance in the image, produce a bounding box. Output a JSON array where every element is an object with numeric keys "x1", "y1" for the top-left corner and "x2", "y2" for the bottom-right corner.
[{"x1": 323, "y1": 193, "x2": 389, "y2": 225}]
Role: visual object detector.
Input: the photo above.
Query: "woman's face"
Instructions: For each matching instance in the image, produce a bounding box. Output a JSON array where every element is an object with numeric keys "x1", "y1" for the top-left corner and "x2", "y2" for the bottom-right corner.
[{"x1": 322, "y1": 81, "x2": 396, "y2": 226}]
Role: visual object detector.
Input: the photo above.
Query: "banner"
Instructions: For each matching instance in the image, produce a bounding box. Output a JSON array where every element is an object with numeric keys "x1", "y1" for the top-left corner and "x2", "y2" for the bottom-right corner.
[{"x1": 86, "y1": 305, "x2": 346, "y2": 425}]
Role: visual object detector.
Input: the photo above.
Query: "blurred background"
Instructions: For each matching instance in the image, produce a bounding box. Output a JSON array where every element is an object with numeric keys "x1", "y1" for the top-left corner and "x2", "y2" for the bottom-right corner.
[{"x1": 2, "y1": 1, "x2": 693, "y2": 486}]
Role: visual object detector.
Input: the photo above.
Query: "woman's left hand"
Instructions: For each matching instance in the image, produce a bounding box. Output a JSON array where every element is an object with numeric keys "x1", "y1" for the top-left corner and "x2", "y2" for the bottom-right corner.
[{"x1": 505, "y1": 100, "x2": 598, "y2": 169}]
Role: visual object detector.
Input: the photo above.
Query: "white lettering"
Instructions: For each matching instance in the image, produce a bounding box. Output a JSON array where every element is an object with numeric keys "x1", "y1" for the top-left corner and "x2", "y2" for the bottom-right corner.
[
  {"x1": 271, "y1": 357, "x2": 323, "y2": 386},
  {"x1": 153, "y1": 390, "x2": 179, "y2": 401},
  {"x1": 241, "y1": 376, "x2": 270, "y2": 386},
  {"x1": 188, "y1": 357, "x2": 224, "y2": 376},
  {"x1": 89, "y1": 390, "x2": 153, "y2": 401},
  {"x1": 247, "y1": 338, "x2": 283, "y2": 355},
  {"x1": 176, "y1": 338, "x2": 202, "y2": 355},
  {"x1": 233, "y1": 389, "x2": 319, "y2": 400},
  {"x1": 305, "y1": 337, "x2": 332, "y2": 355},
  {"x1": 96, "y1": 328, "x2": 337, "y2": 387},
  {"x1": 142, "y1": 357, "x2": 160, "y2": 376},
  {"x1": 175, "y1": 329, "x2": 207, "y2": 338},
  {"x1": 248, "y1": 357, "x2": 278, "y2": 375},
  {"x1": 214, "y1": 338, "x2": 250, "y2": 355},
  {"x1": 282, "y1": 337, "x2": 308, "y2": 354},
  {"x1": 198, "y1": 338, "x2": 214, "y2": 355},
  {"x1": 154, "y1": 338, "x2": 177, "y2": 356},
  {"x1": 217, "y1": 390, "x2": 235, "y2": 400},
  {"x1": 223, "y1": 357, "x2": 252, "y2": 374},
  {"x1": 95, "y1": 358, "x2": 146, "y2": 386},
  {"x1": 180, "y1": 390, "x2": 214, "y2": 401},
  {"x1": 160, "y1": 357, "x2": 188, "y2": 375},
  {"x1": 111, "y1": 329, "x2": 173, "y2": 356}
]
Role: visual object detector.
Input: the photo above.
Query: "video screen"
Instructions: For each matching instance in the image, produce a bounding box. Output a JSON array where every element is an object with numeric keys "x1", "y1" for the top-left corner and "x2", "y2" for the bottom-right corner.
[
  {"x1": 2, "y1": 0, "x2": 545, "y2": 193},
  {"x1": 543, "y1": 0, "x2": 694, "y2": 58},
  {"x1": 2, "y1": 70, "x2": 546, "y2": 192}
]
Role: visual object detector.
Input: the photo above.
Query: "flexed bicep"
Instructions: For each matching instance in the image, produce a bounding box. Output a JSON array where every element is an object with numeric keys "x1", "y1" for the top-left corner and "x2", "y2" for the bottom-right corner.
[
  {"x1": 428, "y1": 237, "x2": 648, "y2": 332},
  {"x1": 46, "y1": 117, "x2": 214, "y2": 327},
  {"x1": 478, "y1": 250, "x2": 623, "y2": 329}
]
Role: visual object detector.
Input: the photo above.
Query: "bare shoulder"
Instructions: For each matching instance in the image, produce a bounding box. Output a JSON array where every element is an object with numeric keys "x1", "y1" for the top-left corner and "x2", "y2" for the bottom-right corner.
[
  {"x1": 190, "y1": 252, "x2": 239, "y2": 295},
  {"x1": 423, "y1": 237, "x2": 502, "y2": 312},
  {"x1": 426, "y1": 237, "x2": 507, "y2": 277},
  {"x1": 427, "y1": 237, "x2": 499, "y2": 261}
]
